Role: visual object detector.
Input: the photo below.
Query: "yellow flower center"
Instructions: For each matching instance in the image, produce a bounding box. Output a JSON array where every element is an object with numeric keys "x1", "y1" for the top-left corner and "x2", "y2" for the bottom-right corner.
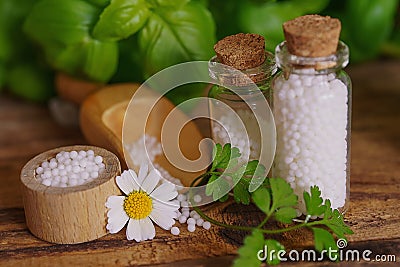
[{"x1": 123, "y1": 191, "x2": 153, "y2": 219}]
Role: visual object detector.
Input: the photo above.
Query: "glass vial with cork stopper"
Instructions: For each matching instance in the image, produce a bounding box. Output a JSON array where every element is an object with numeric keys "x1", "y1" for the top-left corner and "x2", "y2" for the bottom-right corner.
[
  {"x1": 208, "y1": 33, "x2": 277, "y2": 165},
  {"x1": 272, "y1": 15, "x2": 351, "y2": 214}
]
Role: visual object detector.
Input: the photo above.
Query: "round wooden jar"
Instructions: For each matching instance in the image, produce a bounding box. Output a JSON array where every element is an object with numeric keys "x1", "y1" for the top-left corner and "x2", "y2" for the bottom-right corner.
[{"x1": 20, "y1": 145, "x2": 121, "y2": 244}]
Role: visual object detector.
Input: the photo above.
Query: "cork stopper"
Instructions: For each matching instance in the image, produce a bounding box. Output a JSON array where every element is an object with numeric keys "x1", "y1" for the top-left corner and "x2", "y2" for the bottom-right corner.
[
  {"x1": 214, "y1": 33, "x2": 266, "y2": 70},
  {"x1": 283, "y1": 15, "x2": 341, "y2": 57}
]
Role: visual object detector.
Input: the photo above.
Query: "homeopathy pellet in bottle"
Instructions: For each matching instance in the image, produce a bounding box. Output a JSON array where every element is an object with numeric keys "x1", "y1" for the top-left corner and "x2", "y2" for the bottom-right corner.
[
  {"x1": 272, "y1": 15, "x2": 351, "y2": 214},
  {"x1": 208, "y1": 33, "x2": 276, "y2": 165}
]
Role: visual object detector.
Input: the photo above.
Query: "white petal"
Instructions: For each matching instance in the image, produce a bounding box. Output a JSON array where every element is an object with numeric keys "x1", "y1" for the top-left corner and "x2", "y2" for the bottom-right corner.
[
  {"x1": 141, "y1": 169, "x2": 160, "y2": 193},
  {"x1": 139, "y1": 217, "x2": 155, "y2": 241},
  {"x1": 138, "y1": 163, "x2": 148, "y2": 184},
  {"x1": 126, "y1": 219, "x2": 142, "y2": 242},
  {"x1": 106, "y1": 209, "x2": 129, "y2": 234},
  {"x1": 116, "y1": 170, "x2": 139, "y2": 195},
  {"x1": 153, "y1": 199, "x2": 180, "y2": 212},
  {"x1": 150, "y1": 182, "x2": 178, "y2": 202},
  {"x1": 149, "y1": 209, "x2": 175, "y2": 230},
  {"x1": 105, "y1": 195, "x2": 125, "y2": 209}
]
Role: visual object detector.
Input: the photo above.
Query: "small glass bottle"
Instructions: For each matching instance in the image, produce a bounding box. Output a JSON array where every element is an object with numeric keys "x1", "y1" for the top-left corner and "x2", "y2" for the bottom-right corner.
[
  {"x1": 208, "y1": 33, "x2": 277, "y2": 166},
  {"x1": 272, "y1": 18, "x2": 351, "y2": 214}
]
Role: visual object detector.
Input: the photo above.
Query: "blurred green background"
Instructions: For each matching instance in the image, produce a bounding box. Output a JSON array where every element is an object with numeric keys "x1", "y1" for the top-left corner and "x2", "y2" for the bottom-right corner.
[{"x1": 1, "y1": 0, "x2": 399, "y2": 103}]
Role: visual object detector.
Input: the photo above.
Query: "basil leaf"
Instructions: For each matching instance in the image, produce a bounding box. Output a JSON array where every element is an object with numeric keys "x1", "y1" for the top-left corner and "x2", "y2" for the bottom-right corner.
[
  {"x1": 24, "y1": 0, "x2": 100, "y2": 46},
  {"x1": 138, "y1": 1, "x2": 215, "y2": 77},
  {"x1": 24, "y1": 0, "x2": 118, "y2": 82},
  {"x1": 93, "y1": 0, "x2": 150, "y2": 41}
]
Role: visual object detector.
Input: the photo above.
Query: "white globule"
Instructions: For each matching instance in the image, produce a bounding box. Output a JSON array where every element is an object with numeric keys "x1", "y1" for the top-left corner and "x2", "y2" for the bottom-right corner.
[
  {"x1": 35, "y1": 150, "x2": 105, "y2": 188},
  {"x1": 274, "y1": 73, "x2": 348, "y2": 213},
  {"x1": 170, "y1": 226, "x2": 180, "y2": 236}
]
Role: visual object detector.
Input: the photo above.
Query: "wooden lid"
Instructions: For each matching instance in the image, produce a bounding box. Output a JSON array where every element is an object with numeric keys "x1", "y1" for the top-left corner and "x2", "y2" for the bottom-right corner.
[
  {"x1": 214, "y1": 33, "x2": 266, "y2": 70},
  {"x1": 283, "y1": 15, "x2": 341, "y2": 57}
]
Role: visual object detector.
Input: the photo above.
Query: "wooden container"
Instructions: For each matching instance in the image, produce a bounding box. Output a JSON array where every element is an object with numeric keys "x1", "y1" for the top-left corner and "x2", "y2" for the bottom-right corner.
[{"x1": 20, "y1": 145, "x2": 121, "y2": 244}]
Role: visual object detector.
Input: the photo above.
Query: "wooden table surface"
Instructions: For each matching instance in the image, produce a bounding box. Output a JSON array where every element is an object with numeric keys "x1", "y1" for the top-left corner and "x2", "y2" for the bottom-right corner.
[{"x1": 1, "y1": 60, "x2": 399, "y2": 266}]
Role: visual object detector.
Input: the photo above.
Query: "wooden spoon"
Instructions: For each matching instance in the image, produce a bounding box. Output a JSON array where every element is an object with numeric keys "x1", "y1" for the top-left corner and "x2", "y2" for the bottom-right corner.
[{"x1": 80, "y1": 83, "x2": 209, "y2": 186}]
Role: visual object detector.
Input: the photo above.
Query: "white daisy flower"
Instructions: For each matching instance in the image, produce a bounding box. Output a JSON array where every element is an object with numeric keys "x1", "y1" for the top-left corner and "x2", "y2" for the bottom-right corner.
[{"x1": 106, "y1": 164, "x2": 179, "y2": 242}]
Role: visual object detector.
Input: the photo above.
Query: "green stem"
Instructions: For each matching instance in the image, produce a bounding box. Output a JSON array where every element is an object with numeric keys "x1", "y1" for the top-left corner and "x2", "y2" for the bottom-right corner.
[
  {"x1": 190, "y1": 172, "x2": 209, "y2": 187},
  {"x1": 257, "y1": 214, "x2": 271, "y2": 228},
  {"x1": 193, "y1": 204, "x2": 322, "y2": 234}
]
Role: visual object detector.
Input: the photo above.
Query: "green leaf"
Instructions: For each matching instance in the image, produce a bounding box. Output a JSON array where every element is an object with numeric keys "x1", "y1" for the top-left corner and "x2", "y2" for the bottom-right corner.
[
  {"x1": 219, "y1": 193, "x2": 229, "y2": 203},
  {"x1": 248, "y1": 162, "x2": 267, "y2": 192},
  {"x1": 234, "y1": 229, "x2": 264, "y2": 267},
  {"x1": 211, "y1": 143, "x2": 240, "y2": 171},
  {"x1": 51, "y1": 39, "x2": 118, "y2": 82},
  {"x1": 205, "y1": 174, "x2": 231, "y2": 201},
  {"x1": 270, "y1": 178, "x2": 298, "y2": 209},
  {"x1": 24, "y1": 0, "x2": 100, "y2": 46},
  {"x1": 220, "y1": 143, "x2": 234, "y2": 169},
  {"x1": 24, "y1": 0, "x2": 118, "y2": 82},
  {"x1": 252, "y1": 187, "x2": 271, "y2": 215},
  {"x1": 211, "y1": 143, "x2": 222, "y2": 169},
  {"x1": 312, "y1": 227, "x2": 339, "y2": 260},
  {"x1": 274, "y1": 207, "x2": 297, "y2": 224},
  {"x1": 138, "y1": 0, "x2": 215, "y2": 77},
  {"x1": 231, "y1": 160, "x2": 259, "y2": 184},
  {"x1": 83, "y1": 40, "x2": 119, "y2": 82},
  {"x1": 303, "y1": 185, "x2": 326, "y2": 217},
  {"x1": 230, "y1": 161, "x2": 267, "y2": 205},
  {"x1": 205, "y1": 174, "x2": 218, "y2": 196},
  {"x1": 93, "y1": 0, "x2": 150, "y2": 41},
  {"x1": 322, "y1": 202, "x2": 354, "y2": 239},
  {"x1": 264, "y1": 239, "x2": 285, "y2": 265},
  {"x1": 233, "y1": 180, "x2": 251, "y2": 205}
]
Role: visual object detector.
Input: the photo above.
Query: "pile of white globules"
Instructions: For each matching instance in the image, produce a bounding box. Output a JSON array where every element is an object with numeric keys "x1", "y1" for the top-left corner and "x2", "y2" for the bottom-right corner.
[
  {"x1": 125, "y1": 134, "x2": 183, "y2": 186},
  {"x1": 35, "y1": 150, "x2": 105, "y2": 187},
  {"x1": 169, "y1": 193, "x2": 211, "y2": 236},
  {"x1": 212, "y1": 109, "x2": 261, "y2": 161},
  {"x1": 125, "y1": 134, "x2": 162, "y2": 167},
  {"x1": 273, "y1": 72, "x2": 348, "y2": 213}
]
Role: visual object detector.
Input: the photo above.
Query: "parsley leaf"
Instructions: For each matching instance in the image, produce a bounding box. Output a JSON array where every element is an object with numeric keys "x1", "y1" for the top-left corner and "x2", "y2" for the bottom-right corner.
[
  {"x1": 274, "y1": 206, "x2": 297, "y2": 224},
  {"x1": 248, "y1": 162, "x2": 267, "y2": 192},
  {"x1": 205, "y1": 174, "x2": 230, "y2": 201},
  {"x1": 270, "y1": 178, "x2": 298, "y2": 209},
  {"x1": 320, "y1": 199, "x2": 354, "y2": 238},
  {"x1": 233, "y1": 179, "x2": 251, "y2": 204},
  {"x1": 264, "y1": 239, "x2": 285, "y2": 265},
  {"x1": 312, "y1": 227, "x2": 339, "y2": 260},
  {"x1": 234, "y1": 229, "x2": 264, "y2": 267},
  {"x1": 252, "y1": 187, "x2": 271, "y2": 214},
  {"x1": 211, "y1": 143, "x2": 240, "y2": 171},
  {"x1": 304, "y1": 185, "x2": 326, "y2": 216},
  {"x1": 231, "y1": 160, "x2": 266, "y2": 205}
]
